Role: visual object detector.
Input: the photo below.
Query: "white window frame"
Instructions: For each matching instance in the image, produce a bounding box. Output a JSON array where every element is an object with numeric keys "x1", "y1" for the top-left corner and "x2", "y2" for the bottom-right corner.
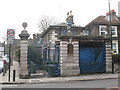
[
  {"x1": 83, "y1": 30, "x2": 89, "y2": 35},
  {"x1": 112, "y1": 40, "x2": 118, "y2": 54},
  {"x1": 99, "y1": 25, "x2": 107, "y2": 36},
  {"x1": 111, "y1": 26, "x2": 117, "y2": 37}
]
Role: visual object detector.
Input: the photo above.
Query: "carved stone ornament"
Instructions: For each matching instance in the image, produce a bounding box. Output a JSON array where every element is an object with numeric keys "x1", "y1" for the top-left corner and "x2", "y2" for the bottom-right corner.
[{"x1": 22, "y1": 22, "x2": 27, "y2": 30}]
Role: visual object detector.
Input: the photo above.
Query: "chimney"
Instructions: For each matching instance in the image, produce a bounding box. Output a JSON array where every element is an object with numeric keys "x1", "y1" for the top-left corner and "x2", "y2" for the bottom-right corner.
[
  {"x1": 70, "y1": 11, "x2": 72, "y2": 16},
  {"x1": 33, "y1": 34, "x2": 37, "y2": 43},
  {"x1": 66, "y1": 11, "x2": 74, "y2": 25},
  {"x1": 106, "y1": 10, "x2": 116, "y2": 16},
  {"x1": 67, "y1": 12, "x2": 69, "y2": 18}
]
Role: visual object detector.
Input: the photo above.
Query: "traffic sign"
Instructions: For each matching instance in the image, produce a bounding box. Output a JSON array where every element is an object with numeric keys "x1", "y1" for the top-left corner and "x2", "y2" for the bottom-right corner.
[
  {"x1": 7, "y1": 29, "x2": 15, "y2": 44},
  {"x1": 7, "y1": 29, "x2": 15, "y2": 37},
  {"x1": 42, "y1": 40, "x2": 47, "y2": 46}
]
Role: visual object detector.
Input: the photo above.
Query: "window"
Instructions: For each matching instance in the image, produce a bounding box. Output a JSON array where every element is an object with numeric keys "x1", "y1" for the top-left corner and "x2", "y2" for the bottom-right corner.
[
  {"x1": 83, "y1": 30, "x2": 89, "y2": 35},
  {"x1": 112, "y1": 43, "x2": 117, "y2": 53},
  {"x1": 99, "y1": 26, "x2": 107, "y2": 36},
  {"x1": 112, "y1": 41, "x2": 118, "y2": 54},
  {"x1": 99, "y1": 26, "x2": 117, "y2": 37},
  {"x1": 111, "y1": 26, "x2": 117, "y2": 37}
]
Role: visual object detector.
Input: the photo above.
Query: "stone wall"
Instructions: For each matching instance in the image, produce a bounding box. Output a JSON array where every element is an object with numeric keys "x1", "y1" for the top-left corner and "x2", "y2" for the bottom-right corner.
[
  {"x1": 49, "y1": 30, "x2": 56, "y2": 60},
  {"x1": 60, "y1": 40, "x2": 80, "y2": 76},
  {"x1": 105, "y1": 41, "x2": 112, "y2": 72},
  {"x1": 114, "y1": 64, "x2": 119, "y2": 73}
]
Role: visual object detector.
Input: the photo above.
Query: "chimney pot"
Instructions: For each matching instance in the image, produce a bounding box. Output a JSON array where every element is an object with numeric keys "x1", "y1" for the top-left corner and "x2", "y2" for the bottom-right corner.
[
  {"x1": 67, "y1": 12, "x2": 69, "y2": 17},
  {"x1": 70, "y1": 11, "x2": 72, "y2": 16}
]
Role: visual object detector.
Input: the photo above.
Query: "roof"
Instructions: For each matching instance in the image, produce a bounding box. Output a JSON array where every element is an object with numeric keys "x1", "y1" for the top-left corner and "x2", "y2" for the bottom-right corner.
[
  {"x1": 51, "y1": 22, "x2": 66, "y2": 26},
  {"x1": 51, "y1": 22, "x2": 81, "y2": 27},
  {"x1": 85, "y1": 15, "x2": 120, "y2": 29},
  {"x1": 40, "y1": 22, "x2": 83, "y2": 38}
]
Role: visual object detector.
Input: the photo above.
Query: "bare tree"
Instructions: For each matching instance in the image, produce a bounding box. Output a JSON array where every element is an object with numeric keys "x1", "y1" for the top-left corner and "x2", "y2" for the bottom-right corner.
[
  {"x1": 2, "y1": 33, "x2": 7, "y2": 43},
  {"x1": 38, "y1": 15, "x2": 60, "y2": 33}
]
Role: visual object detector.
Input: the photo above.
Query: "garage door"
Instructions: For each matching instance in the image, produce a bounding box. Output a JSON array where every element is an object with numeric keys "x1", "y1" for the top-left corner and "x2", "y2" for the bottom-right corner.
[{"x1": 79, "y1": 42, "x2": 106, "y2": 74}]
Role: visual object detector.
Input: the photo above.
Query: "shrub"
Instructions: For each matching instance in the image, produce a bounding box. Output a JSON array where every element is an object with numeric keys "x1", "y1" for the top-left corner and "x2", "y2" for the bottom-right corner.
[
  {"x1": 28, "y1": 46, "x2": 43, "y2": 65},
  {"x1": 45, "y1": 60, "x2": 58, "y2": 65},
  {"x1": 15, "y1": 47, "x2": 20, "y2": 62}
]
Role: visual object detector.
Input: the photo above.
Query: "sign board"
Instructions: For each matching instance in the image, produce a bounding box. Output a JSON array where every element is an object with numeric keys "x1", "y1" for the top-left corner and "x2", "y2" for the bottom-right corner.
[
  {"x1": 7, "y1": 29, "x2": 15, "y2": 37},
  {"x1": 7, "y1": 29, "x2": 15, "y2": 44},
  {"x1": 41, "y1": 39, "x2": 47, "y2": 47}
]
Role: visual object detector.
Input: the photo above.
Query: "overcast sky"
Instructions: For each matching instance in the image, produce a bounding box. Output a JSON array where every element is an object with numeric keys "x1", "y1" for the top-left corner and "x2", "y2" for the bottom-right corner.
[{"x1": 0, "y1": 0, "x2": 119, "y2": 42}]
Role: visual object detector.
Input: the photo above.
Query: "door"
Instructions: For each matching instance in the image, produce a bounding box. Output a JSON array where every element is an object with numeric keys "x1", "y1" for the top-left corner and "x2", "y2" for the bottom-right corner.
[{"x1": 79, "y1": 42, "x2": 106, "y2": 74}]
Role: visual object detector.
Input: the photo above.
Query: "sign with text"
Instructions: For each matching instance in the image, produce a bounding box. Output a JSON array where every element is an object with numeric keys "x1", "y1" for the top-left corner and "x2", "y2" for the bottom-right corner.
[{"x1": 7, "y1": 29, "x2": 15, "y2": 44}]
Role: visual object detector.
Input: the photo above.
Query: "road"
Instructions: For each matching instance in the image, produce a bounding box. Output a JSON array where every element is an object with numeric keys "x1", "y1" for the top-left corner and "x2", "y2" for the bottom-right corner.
[{"x1": 1, "y1": 79, "x2": 119, "y2": 89}]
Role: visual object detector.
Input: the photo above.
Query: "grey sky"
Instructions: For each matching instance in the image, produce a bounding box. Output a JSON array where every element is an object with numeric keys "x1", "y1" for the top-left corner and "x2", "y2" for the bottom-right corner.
[{"x1": 0, "y1": 0, "x2": 119, "y2": 42}]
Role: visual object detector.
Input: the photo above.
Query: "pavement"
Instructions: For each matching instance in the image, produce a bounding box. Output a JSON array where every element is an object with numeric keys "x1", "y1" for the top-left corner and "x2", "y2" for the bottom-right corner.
[{"x1": 0, "y1": 60, "x2": 119, "y2": 84}]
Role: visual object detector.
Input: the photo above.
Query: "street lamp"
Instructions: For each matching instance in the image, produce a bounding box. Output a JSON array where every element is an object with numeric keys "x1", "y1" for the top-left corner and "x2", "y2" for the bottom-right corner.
[{"x1": 108, "y1": 0, "x2": 114, "y2": 74}]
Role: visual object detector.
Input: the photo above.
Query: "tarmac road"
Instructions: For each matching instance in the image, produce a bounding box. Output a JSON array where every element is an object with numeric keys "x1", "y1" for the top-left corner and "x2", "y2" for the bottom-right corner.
[{"x1": 1, "y1": 78, "x2": 119, "y2": 88}]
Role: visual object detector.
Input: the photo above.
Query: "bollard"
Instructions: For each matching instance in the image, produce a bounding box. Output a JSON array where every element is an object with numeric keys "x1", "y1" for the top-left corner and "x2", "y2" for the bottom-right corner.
[
  {"x1": 3, "y1": 65, "x2": 5, "y2": 76},
  {"x1": 13, "y1": 70, "x2": 16, "y2": 82}
]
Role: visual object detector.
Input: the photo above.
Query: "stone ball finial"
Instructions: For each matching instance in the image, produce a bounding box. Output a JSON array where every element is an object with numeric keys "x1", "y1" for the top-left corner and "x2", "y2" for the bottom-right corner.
[{"x1": 22, "y1": 22, "x2": 27, "y2": 29}]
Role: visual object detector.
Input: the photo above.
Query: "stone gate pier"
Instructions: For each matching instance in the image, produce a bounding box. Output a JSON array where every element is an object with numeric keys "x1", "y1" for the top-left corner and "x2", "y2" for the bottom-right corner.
[
  {"x1": 60, "y1": 37, "x2": 80, "y2": 76},
  {"x1": 19, "y1": 22, "x2": 30, "y2": 79}
]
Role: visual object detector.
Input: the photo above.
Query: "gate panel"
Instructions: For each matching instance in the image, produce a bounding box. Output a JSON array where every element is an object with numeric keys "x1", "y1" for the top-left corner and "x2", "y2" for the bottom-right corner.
[
  {"x1": 28, "y1": 42, "x2": 60, "y2": 78},
  {"x1": 79, "y1": 42, "x2": 105, "y2": 74},
  {"x1": 28, "y1": 47, "x2": 46, "y2": 77}
]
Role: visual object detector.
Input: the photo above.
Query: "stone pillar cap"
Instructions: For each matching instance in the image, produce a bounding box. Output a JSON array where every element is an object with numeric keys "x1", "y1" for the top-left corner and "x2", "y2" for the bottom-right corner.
[
  {"x1": 19, "y1": 22, "x2": 30, "y2": 40},
  {"x1": 19, "y1": 31, "x2": 30, "y2": 40},
  {"x1": 21, "y1": 30, "x2": 28, "y2": 34}
]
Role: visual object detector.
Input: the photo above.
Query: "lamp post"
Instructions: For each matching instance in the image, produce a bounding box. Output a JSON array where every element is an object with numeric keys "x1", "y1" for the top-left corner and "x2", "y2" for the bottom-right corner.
[
  {"x1": 8, "y1": 43, "x2": 11, "y2": 82},
  {"x1": 108, "y1": 0, "x2": 114, "y2": 74}
]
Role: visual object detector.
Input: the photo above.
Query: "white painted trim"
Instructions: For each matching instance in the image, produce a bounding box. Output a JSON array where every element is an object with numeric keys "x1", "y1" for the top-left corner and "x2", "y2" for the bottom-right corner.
[{"x1": 60, "y1": 41, "x2": 69, "y2": 44}]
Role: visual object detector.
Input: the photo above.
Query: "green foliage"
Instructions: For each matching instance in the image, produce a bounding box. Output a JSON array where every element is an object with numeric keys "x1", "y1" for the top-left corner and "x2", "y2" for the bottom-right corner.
[
  {"x1": 28, "y1": 46, "x2": 43, "y2": 65},
  {"x1": 15, "y1": 47, "x2": 20, "y2": 62},
  {"x1": 45, "y1": 60, "x2": 58, "y2": 65},
  {"x1": 15, "y1": 47, "x2": 20, "y2": 57},
  {"x1": 43, "y1": 60, "x2": 58, "y2": 71},
  {"x1": 113, "y1": 54, "x2": 120, "y2": 64}
]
